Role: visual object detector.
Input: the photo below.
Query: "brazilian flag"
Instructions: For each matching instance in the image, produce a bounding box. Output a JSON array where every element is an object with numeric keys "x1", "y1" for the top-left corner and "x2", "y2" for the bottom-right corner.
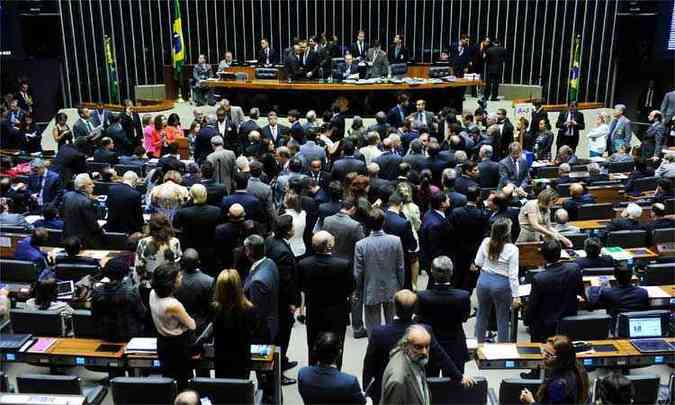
[
  {"x1": 568, "y1": 35, "x2": 581, "y2": 102},
  {"x1": 104, "y1": 36, "x2": 120, "y2": 104},
  {"x1": 172, "y1": 0, "x2": 185, "y2": 80}
]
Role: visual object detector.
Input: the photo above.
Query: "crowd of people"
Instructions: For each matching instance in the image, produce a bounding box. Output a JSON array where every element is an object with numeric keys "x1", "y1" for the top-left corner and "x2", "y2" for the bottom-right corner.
[{"x1": 1, "y1": 77, "x2": 674, "y2": 404}]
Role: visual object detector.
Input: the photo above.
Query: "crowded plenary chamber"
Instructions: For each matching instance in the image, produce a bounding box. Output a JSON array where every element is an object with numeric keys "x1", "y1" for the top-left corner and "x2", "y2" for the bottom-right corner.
[{"x1": 1, "y1": 0, "x2": 675, "y2": 404}]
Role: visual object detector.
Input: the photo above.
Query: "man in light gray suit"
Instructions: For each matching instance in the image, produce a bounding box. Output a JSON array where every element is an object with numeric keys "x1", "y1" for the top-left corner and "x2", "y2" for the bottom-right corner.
[
  {"x1": 498, "y1": 142, "x2": 529, "y2": 188},
  {"x1": 354, "y1": 208, "x2": 404, "y2": 335},
  {"x1": 366, "y1": 41, "x2": 389, "y2": 78},
  {"x1": 206, "y1": 136, "x2": 237, "y2": 194},
  {"x1": 381, "y1": 325, "x2": 432, "y2": 405},
  {"x1": 606, "y1": 104, "x2": 633, "y2": 155},
  {"x1": 247, "y1": 160, "x2": 276, "y2": 232},
  {"x1": 218, "y1": 98, "x2": 245, "y2": 129},
  {"x1": 660, "y1": 90, "x2": 675, "y2": 124},
  {"x1": 322, "y1": 199, "x2": 366, "y2": 337}
]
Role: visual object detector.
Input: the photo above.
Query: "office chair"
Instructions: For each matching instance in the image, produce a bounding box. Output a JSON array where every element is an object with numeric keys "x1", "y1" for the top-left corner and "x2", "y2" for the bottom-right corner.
[
  {"x1": 113, "y1": 164, "x2": 143, "y2": 177},
  {"x1": 606, "y1": 230, "x2": 648, "y2": 249},
  {"x1": 111, "y1": 377, "x2": 177, "y2": 405},
  {"x1": 0, "y1": 225, "x2": 30, "y2": 234},
  {"x1": 86, "y1": 162, "x2": 110, "y2": 174},
  {"x1": 555, "y1": 182, "x2": 573, "y2": 197},
  {"x1": 389, "y1": 63, "x2": 408, "y2": 77},
  {"x1": 10, "y1": 308, "x2": 64, "y2": 336},
  {"x1": 427, "y1": 376, "x2": 487, "y2": 404},
  {"x1": 428, "y1": 66, "x2": 450, "y2": 78},
  {"x1": 576, "y1": 203, "x2": 614, "y2": 220},
  {"x1": 557, "y1": 314, "x2": 611, "y2": 340},
  {"x1": 255, "y1": 68, "x2": 278, "y2": 80},
  {"x1": 496, "y1": 378, "x2": 543, "y2": 405},
  {"x1": 46, "y1": 228, "x2": 64, "y2": 247},
  {"x1": 54, "y1": 263, "x2": 99, "y2": 282},
  {"x1": 632, "y1": 176, "x2": 658, "y2": 193},
  {"x1": 582, "y1": 267, "x2": 615, "y2": 276},
  {"x1": 565, "y1": 233, "x2": 588, "y2": 250},
  {"x1": 625, "y1": 374, "x2": 660, "y2": 405},
  {"x1": 0, "y1": 259, "x2": 38, "y2": 283},
  {"x1": 641, "y1": 263, "x2": 675, "y2": 286},
  {"x1": 188, "y1": 378, "x2": 259, "y2": 405},
  {"x1": 590, "y1": 180, "x2": 622, "y2": 187},
  {"x1": 607, "y1": 161, "x2": 634, "y2": 173},
  {"x1": 72, "y1": 309, "x2": 98, "y2": 338},
  {"x1": 536, "y1": 166, "x2": 559, "y2": 179},
  {"x1": 17, "y1": 374, "x2": 107, "y2": 405},
  {"x1": 652, "y1": 227, "x2": 675, "y2": 245},
  {"x1": 102, "y1": 232, "x2": 128, "y2": 250}
]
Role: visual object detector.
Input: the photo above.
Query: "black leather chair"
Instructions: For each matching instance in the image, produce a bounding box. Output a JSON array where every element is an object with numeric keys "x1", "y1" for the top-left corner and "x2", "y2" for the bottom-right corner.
[
  {"x1": 72, "y1": 309, "x2": 98, "y2": 338},
  {"x1": 389, "y1": 63, "x2": 408, "y2": 77},
  {"x1": 46, "y1": 228, "x2": 64, "y2": 247},
  {"x1": 497, "y1": 378, "x2": 543, "y2": 405},
  {"x1": 87, "y1": 162, "x2": 110, "y2": 174},
  {"x1": 0, "y1": 225, "x2": 30, "y2": 234},
  {"x1": 427, "y1": 376, "x2": 487, "y2": 404},
  {"x1": 0, "y1": 372, "x2": 8, "y2": 393},
  {"x1": 102, "y1": 232, "x2": 128, "y2": 250},
  {"x1": 632, "y1": 176, "x2": 658, "y2": 193},
  {"x1": 577, "y1": 203, "x2": 614, "y2": 220},
  {"x1": 641, "y1": 263, "x2": 675, "y2": 286},
  {"x1": 607, "y1": 230, "x2": 648, "y2": 248},
  {"x1": 557, "y1": 314, "x2": 611, "y2": 340},
  {"x1": 188, "y1": 378, "x2": 259, "y2": 405},
  {"x1": 664, "y1": 198, "x2": 675, "y2": 214},
  {"x1": 0, "y1": 259, "x2": 38, "y2": 283},
  {"x1": 255, "y1": 68, "x2": 278, "y2": 80},
  {"x1": 113, "y1": 164, "x2": 143, "y2": 177},
  {"x1": 428, "y1": 66, "x2": 450, "y2": 78},
  {"x1": 590, "y1": 180, "x2": 622, "y2": 187},
  {"x1": 566, "y1": 232, "x2": 588, "y2": 250},
  {"x1": 17, "y1": 374, "x2": 107, "y2": 405},
  {"x1": 652, "y1": 227, "x2": 675, "y2": 245},
  {"x1": 10, "y1": 308, "x2": 64, "y2": 336},
  {"x1": 625, "y1": 374, "x2": 660, "y2": 405},
  {"x1": 537, "y1": 166, "x2": 559, "y2": 179},
  {"x1": 607, "y1": 161, "x2": 634, "y2": 173},
  {"x1": 54, "y1": 263, "x2": 99, "y2": 282},
  {"x1": 111, "y1": 377, "x2": 177, "y2": 405},
  {"x1": 582, "y1": 267, "x2": 615, "y2": 276},
  {"x1": 556, "y1": 182, "x2": 573, "y2": 197}
]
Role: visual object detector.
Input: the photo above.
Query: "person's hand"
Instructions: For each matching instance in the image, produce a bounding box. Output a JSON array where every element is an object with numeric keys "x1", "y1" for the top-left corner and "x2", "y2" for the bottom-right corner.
[
  {"x1": 520, "y1": 388, "x2": 535, "y2": 404},
  {"x1": 461, "y1": 376, "x2": 475, "y2": 387},
  {"x1": 470, "y1": 264, "x2": 479, "y2": 272},
  {"x1": 560, "y1": 236, "x2": 573, "y2": 248},
  {"x1": 511, "y1": 297, "x2": 522, "y2": 309}
]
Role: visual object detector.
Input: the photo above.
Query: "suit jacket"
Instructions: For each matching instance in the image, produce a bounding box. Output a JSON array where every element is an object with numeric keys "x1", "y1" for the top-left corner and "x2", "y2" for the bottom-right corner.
[
  {"x1": 331, "y1": 156, "x2": 367, "y2": 181},
  {"x1": 200, "y1": 178, "x2": 227, "y2": 206},
  {"x1": 660, "y1": 90, "x2": 675, "y2": 122},
  {"x1": 27, "y1": 170, "x2": 62, "y2": 206},
  {"x1": 383, "y1": 210, "x2": 418, "y2": 254},
  {"x1": 574, "y1": 255, "x2": 614, "y2": 270},
  {"x1": 374, "y1": 152, "x2": 403, "y2": 181},
  {"x1": 244, "y1": 257, "x2": 279, "y2": 341},
  {"x1": 285, "y1": 53, "x2": 305, "y2": 80},
  {"x1": 206, "y1": 149, "x2": 237, "y2": 193},
  {"x1": 454, "y1": 175, "x2": 480, "y2": 195},
  {"x1": 607, "y1": 116, "x2": 633, "y2": 154},
  {"x1": 261, "y1": 124, "x2": 290, "y2": 147},
  {"x1": 642, "y1": 121, "x2": 666, "y2": 158},
  {"x1": 120, "y1": 111, "x2": 143, "y2": 145},
  {"x1": 321, "y1": 212, "x2": 365, "y2": 260},
  {"x1": 417, "y1": 285, "x2": 471, "y2": 367},
  {"x1": 106, "y1": 123, "x2": 132, "y2": 155},
  {"x1": 403, "y1": 152, "x2": 429, "y2": 173},
  {"x1": 257, "y1": 47, "x2": 278, "y2": 66},
  {"x1": 420, "y1": 210, "x2": 453, "y2": 266},
  {"x1": 50, "y1": 144, "x2": 87, "y2": 183},
  {"x1": 354, "y1": 230, "x2": 404, "y2": 306},
  {"x1": 449, "y1": 43, "x2": 473, "y2": 74},
  {"x1": 337, "y1": 62, "x2": 358, "y2": 80},
  {"x1": 366, "y1": 48, "x2": 389, "y2": 78},
  {"x1": 498, "y1": 156, "x2": 529, "y2": 188},
  {"x1": 158, "y1": 155, "x2": 186, "y2": 174},
  {"x1": 555, "y1": 111, "x2": 586, "y2": 143},
  {"x1": 265, "y1": 237, "x2": 300, "y2": 307},
  {"x1": 604, "y1": 218, "x2": 644, "y2": 235},
  {"x1": 478, "y1": 159, "x2": 501, "y2": 188},
  {"x1": 349, "y1": 41, "x2": 369, "y2": 60},
  {"x1": 298, "y1": 366, "x2": 366, "y2": 405},
  {"x1": 173, "y1": 204, "x2": 222, "y2": 252},
  {"x1": 90, "y1": 109, "x2": 110, "y2": 128},
  {"x1": 562, "y1": 193, "x2": 596, "y2": 221},
  {"x1": 489, "y1": 207, "x2": 521, "y2": 242},
  {"x1": 597, "y1": 285, "x2": 649, "y2": 322},
  {"x1": 247, "y1": 177, "x2": 275, "y2": 229},
  {"x1": 194, "y1": 126, "x2": 218, "y2": 163},
  {"x1": 364, "y1": 319, "x2": 462, "y2": 405},
  {"x1": 526, "y1": 262, "x2": 584, "y2": 342},
  {"x1": 93, "y1": 148, "x2": 119, "y2": 165},
  {"x1": 381, "y1": 346, "x2": 428, "y2": 405},
  {"x1": 388, "y1": 46, "x2": 408, "y2": 64},
  {"x1": 387, "y1": 104, "x2": 408, "y2": 128},
  {"x1": 298, "y1": 141, "x2": 326, "y2": 167},
  {"x1": 62, "y1": 190, "x2": 103, "y2": 248},
  {"x1": 222, "y1": 191, "x2": 263, "y2": 223},
  {"x1": 484, "y1": 45, "x2": 508, "y2": 74},
  {"x1": 104, "y1": 183, "x2": 144, "y2": 234}
]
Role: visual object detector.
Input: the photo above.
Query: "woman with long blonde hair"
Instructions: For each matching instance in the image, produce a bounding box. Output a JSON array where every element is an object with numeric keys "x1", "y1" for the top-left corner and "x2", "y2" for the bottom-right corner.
[{"x1": 212, "y1": 269, "x2": 259, "y2": 379}]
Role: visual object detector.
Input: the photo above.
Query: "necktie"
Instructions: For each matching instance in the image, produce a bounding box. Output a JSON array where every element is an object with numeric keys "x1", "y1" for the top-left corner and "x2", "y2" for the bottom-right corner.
[
  {"x1": 514, "y1": 158, "x2": 520, "y2": 177},
  {"x1": 646, "y1": 89, "x2": 652, "y2": 107},
  {"x1": 266, "y1": 48, "x2": 269, "y2": 64},
  {"x1": 399, "y1": 107, "x2": 404, "y2": 121},
  {"x1": 37, "y1": 176, "x2": 45, "y2": 205},
  {"x1": 86, "y1": 120, "x2": 93, "y2": 132},
  {"x1": 303, "y1": 52, "x2": 307, "y2": 65},
  {"x1": 395, "y1": 47, "x2": 399, "y2": 59}
]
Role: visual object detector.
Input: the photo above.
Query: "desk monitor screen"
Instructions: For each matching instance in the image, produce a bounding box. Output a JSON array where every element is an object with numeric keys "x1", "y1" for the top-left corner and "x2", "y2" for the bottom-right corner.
[
  {"x1": 628, "y1": 318, "x2": 662, "y2": 338},
  {"x1": 95, "y1": 344, "x2": 124, "y2": 353}
]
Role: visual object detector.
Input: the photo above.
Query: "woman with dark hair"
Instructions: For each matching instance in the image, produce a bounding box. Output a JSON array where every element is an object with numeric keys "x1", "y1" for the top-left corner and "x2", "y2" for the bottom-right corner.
[
  {"x1": 149, "y1": 263, "x2": 196, "y2": 390},
  {"x1": 212, "y1": 269, "x2": 259, "y2": 379},
  {"x1": 20, "y1": 112, "x2": 41, "y2": 153},
  {"x1": 350, "y1": 175, "x2": 373, "y2": 230},
  {"x1": 282, "y1": 191, "x2": 307, "y2": 258},
  {"x1": 186, "y1": 120, "x2": 200, "y2": 158},
  {"x1": 26, "y1": 278, "x2": 74, "y2": 313},
  {"x1": 416, "y1": 169, "x2": 440, "y2": 213},
  {"x1": 164, "y1": 113, "x2": 184, "y2": 151},
  {"x1": 135, "y1": 213, "x2": 182, "y2": 285},
  {"x1": 520, "y1": 335, "x2": 589, "y2": 404},
  {"x1": 52, "y1": 112, "x2": 72, "y2": 149},
  {"x1": 530, "y1": 119, "x2": 554, "y2": 161},
  {"x1": 145, "y1": 115, "x2": 165, "y2": 158},
  {"x1": 473, "y1": 217, "x2": 520, "y2": 342}
]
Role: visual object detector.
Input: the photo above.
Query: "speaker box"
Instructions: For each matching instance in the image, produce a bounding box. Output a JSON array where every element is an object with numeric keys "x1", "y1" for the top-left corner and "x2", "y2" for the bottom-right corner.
[
  {"x1": 499, "y1": 84, "x2": 543, "y2": 100},
  {"x1": 134, "y1": 84, "x2": 166, "y2": 101}
]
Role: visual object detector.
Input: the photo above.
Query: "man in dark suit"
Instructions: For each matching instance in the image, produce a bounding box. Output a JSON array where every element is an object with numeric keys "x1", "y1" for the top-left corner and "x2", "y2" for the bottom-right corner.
[
  {"x1": 487, "y1": 191, "x2": 521, "y2": 241},
  {"x1": 337, "y1": 54, "x2": 358, "y2": 81},
  {"x1": 592, "y1": 263, "x2": 649, "y2": 331},
  {"x1": 420, "y1": 192, "x2": 454, "y2": 278},
  {"x1": 562, "y1": 183, "x2": 596, "y2": 221},
  {"x1": 104, "y1": 171, "x2": 144, "y2": 235},
  {"x1": 555, "y1": 101, "x2": 586, "y2": 153},
  {"x1": 526, "y1": 240, "x2": 585, "y2": 344},
  {"x1": 451, "y1": 187, "x2": 490, "y2": 293},
  {"x1": 15, "y1": 81, "x2": 33, "y2": 112},
  {"x1": 454, "y1": 160, "x2": 480, "y2": 195},
  {"x1": 93, "y1": 137, "x2": 119, "y2": 165},
  {"x1": 412, "y1": 99, "x2": 435, "y2": 130},
  {"x1": 194, "y1": 117, "x2": 218, "y2": 164},
  {"x1": 645, "y1": 202, "x2": 675, "y2": 240},
  {"x1": 495, "y1": 108, "x2": 515, "y2": 160},
  {"x1": 243, "y1": 234, "x2": 280, "y2": 344},
  {"x1": 449, "y1": 34, "x2": 474, "y2": 77},
  {"x1": 574, "y1": 237, "x2": 615, "y2": 270},
  {"x1": 222, "y1": 173, "x2": 263, "y2": 223},
  {"x1": 403, "y1": 140, "x2": 429, "y2": 172},
  {"x1": 72, "y1": 107, "x2": 97, "y2": 156},
  {"x1": 158, "y1": 143, "x2": 186, "y2": 174},
  {"x1": 50, "y1": 141, "x2": 87, "y2": 185},
  {"x1": 120, "y1": 102, "x2": 143, "y2": 147},
  {"x1": 349, "y1": 30, "x2": 368, "y2": 61},
  {"x1": 373, "y1": 138, "x2": 402, "y2": 181},
  {"x1": 416, "y1": 256, "x2": 470, "y2": 375},
  {"x1": 426, "y1": 143, "x2": 454, "y2": 186},
  {"x1": 62, "y1": 173, "x2": 104, "y2": 249},
  {"x1": 498, "y1": 142, "x2": 529, "y2": 188},
  {"x1": 387, "y1": 93, "x2": 410, "y2": 128},
  {"x1": 27, "y1": 159, "x2": 62, "y2": 208},
  {"x1": 362, "y1": 289, "x2": 467, "y2": 405},
  {"x1": 265, "y1": 215, "x2": 300, "y2": 385},
  {"x1": 330, "y1": 141, "x2": 367, "y2": 181},
  {"x1": 55, "y1": 236, "x2": 101, "y2": 268},
  {"x1": 284, "y1": 44, "x2": 305, "y2": 81},
  {"x1": 388, "y1": 33, "x2": 408, "y2": 64},
  {"x1": 199, "y1": 161, "x2": 227, "y2": 207},
  {"x1": 119, "y1": 146, "x2": 148, "y2": 167},
  {"x1": 384, "y1": 192, "x2": 418, "y2": 290},
  {"x1": 261, "y1": 111, "x2": 290, "y2": 148},
  {"x1": 298, "y1": 332, "x2": 366, "y2": 405},
  {"x1": 298, "y1": 231, "x2": 354, "y2": 368},
  {"x1": 105, "y1": 113, "x2": 132, "y2": 156},
  {"x1": 257, "y1": 38, "x2": 278, "y2": 66},
  {"x1": 483, "y1": 39, "x2": 508, "y2": 101},
  {"x1": 90, "y1": 103, "x2": 111, "y2": 129},
  {"x1": 477, "y1": 144, "x2": 500, "y2": 188},
  {"x1": 173, "y1": 184, "x2": 222, "y2": 275}
]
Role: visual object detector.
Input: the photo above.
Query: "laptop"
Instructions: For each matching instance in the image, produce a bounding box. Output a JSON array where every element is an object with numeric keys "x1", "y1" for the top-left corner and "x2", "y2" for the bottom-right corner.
[
  {"x1": 628, "y1": 317, "x2": 674, "y2": 353},
  {"x1": 56, "y1": 280, "x2": 75, "y2": 299}
]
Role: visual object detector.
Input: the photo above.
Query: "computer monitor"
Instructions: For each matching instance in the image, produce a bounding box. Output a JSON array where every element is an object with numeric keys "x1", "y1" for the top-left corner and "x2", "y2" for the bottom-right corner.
[
  {"x1": 616, "y1": 310, "x2": 670, "y2": 338},
  {"x1": 628, "y1": 318, "x2": 662, "y2": 338}
]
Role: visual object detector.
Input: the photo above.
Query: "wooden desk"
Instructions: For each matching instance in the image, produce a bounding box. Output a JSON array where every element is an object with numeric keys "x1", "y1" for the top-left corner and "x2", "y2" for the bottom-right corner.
[
  {"x1": 475, "y1": 338, "x2": 675, "y2": 369},
  {"x1": 0, "y1": 232, "x2": 27, "y2": 258},
  {"x1": 3, "y1": 337, "x2": 126, "y2": 368},
  {"x1": 569, "y1": 219, "x2": 610, "y2": 230},
  {"x1": 588, "y1": 185, "x2": 623, "y2": 204},
  {"x1": 200, "y1": 78, "x2": 480, "y2": 92}
]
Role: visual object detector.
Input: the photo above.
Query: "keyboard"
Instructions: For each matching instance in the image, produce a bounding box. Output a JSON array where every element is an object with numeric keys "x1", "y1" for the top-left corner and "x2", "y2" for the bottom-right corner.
[{"x1": 630, "y1": 338, "x2": 675, "y2": 353}]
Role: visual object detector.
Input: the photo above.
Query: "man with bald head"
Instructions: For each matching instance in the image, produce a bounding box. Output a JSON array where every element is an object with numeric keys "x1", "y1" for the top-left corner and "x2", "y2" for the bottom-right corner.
[
  {"x1": 214, "y1": 203, "x2": 252, "y2": 269},
  {"x1": 363, "y1": 289, "x2": 468, "y2": 404},
  {"x1": 174, "y1": 390, "x2": 199, "y2": 405},
  {"x1": 562, "y1": 183, "x2": 596, "y2": 221},
  {"x1": 298, "y1": 231, "x2": 354, "y2": 368},
  {"x1": 381, "y1": 325, "x2": 433, "y2": 405}
]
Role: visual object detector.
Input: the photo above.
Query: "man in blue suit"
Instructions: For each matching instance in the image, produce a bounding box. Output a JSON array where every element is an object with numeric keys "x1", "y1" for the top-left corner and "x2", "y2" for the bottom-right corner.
[
  {"x1": 420, "y1": 192, "x2": 453, "y2": 282},
  {"x1": 606, "y1": 104, "x2": 633, "y2": 155},
  {"x1": 591, "y1": 263, "x2": 649, "y2": 333},
  {"x1": 298, "y1": 332, "x2": 366, "y2": 405},
  {"x1": 243, "y1": 234, "x2": 280, "y2": 343},
  {"x1": 27, "y1": 159, "x2": 63, "y2": 208},
  {"x1": 222, "y1": 173, "x2": 263, "y2": 223},
  {"x1": 387, "y1": 94, "x2": 410, "y2": 128},
  {"x1": 498, "y1": 142, "x2": 529, "y2": 188},
  {"x1": 562, "y1": 183, "x2": 596, "y2": 221}
]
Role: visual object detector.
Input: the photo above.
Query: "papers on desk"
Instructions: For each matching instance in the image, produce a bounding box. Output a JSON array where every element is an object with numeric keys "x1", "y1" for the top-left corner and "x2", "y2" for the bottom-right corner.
[
  {"x1": 28, "y1": 337, "x2": 57, "y2": 353},
  {"x1": 25, "y1": 215, "x2": 42, "y2": 225},
  {"x1": 602, "y1": 247, "x2": 633, "y2": 261},
  {"x1": 466, "y1": 338, "x2": 478, "y2": 351},
  {"x1": 518, "y1": 284, "x2": 532, "y2": 297},
  {"x1": 125, "y1": 337, "x2": 157, "y2": 354},
  {"x1": 531, "y1": 160, "x2": 551, "y2": 168},
  {"x1": 481, "y1": 344, "x2": 520, "y2": 360},
  {"x1": 640, "y1": 286, "x2": 671, "y2": 298}
]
